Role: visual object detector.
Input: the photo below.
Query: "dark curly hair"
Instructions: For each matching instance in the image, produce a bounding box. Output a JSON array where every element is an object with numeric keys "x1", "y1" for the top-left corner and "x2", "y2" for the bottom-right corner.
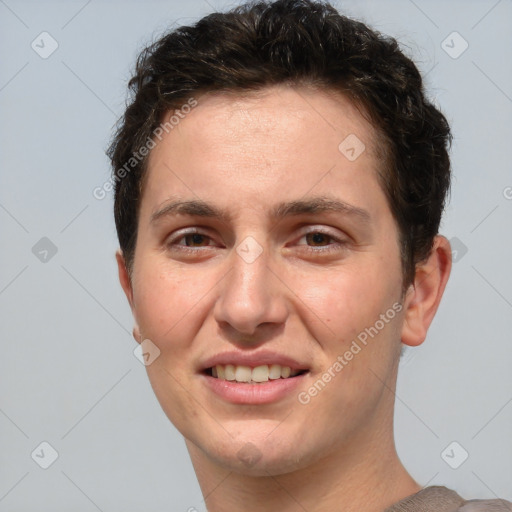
[{"x1": 107, "y1": 0, "x2": 452, "y2": 291}]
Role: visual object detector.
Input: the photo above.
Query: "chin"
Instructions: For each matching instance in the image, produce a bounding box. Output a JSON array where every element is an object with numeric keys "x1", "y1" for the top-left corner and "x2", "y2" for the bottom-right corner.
[{"x1": 194, "y1": 428, "x2": 317, "y2": 476}]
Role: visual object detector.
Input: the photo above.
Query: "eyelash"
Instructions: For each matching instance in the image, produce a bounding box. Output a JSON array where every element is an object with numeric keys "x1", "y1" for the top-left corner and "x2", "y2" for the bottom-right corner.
[{"x1": 166, "y1": 228, "x2": 347, "y2": 257}]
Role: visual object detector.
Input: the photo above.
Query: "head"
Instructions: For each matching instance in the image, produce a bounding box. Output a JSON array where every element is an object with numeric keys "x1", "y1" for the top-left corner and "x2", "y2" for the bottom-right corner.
[{"x1": 109, "y1": 0, "x2": 452, "y2": 476}]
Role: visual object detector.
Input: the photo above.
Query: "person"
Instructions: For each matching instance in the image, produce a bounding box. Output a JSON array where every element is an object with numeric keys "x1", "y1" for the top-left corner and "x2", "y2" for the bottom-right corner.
[{"x1": 107, "y1": 0, "x2": 512, "y2": 510}]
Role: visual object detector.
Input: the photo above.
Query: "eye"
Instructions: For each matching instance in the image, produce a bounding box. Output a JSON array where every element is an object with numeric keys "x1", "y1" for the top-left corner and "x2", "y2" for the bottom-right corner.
[
  {"x1": 303, "y1": 232, "x2": 333, "y2": 246},
  {"x1": 165, "y1": 228, "x2": 219, "y2": 256},
  {"x1": 177, "y1": 233, "x2": 212, "y2": 247},
  {"x1": 295, "y1": 228, "x2": 348, "y2": 255}
]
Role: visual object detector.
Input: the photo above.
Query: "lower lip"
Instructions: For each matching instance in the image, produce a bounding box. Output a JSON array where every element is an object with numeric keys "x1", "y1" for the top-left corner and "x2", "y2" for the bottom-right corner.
[{"x1": 201, "y1": 373, "x2": 308, "y2": 404}]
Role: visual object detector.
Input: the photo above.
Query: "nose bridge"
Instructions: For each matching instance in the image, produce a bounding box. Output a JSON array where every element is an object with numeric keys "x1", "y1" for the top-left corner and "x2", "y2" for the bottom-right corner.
[{"x1": 214, "y1": 236, "x2": 287, "y2": 335}]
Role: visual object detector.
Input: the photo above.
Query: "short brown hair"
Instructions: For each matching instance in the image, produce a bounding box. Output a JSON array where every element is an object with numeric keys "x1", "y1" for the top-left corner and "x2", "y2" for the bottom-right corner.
[{"x1": 107, "y1": 0, "x2": 452, "y2": 289}]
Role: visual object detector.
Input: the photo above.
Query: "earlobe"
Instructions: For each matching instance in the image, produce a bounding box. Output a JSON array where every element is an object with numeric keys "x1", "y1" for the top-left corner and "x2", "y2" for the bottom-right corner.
[
  {"x1": 401, "y1": 235, "x2": 452, "y2": 347},
  {"x1": 115, "y1": 250, "x2": 142, "y2": 344}
]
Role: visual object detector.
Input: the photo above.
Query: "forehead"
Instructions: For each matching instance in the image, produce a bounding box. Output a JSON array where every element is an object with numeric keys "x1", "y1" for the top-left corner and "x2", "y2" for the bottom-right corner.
[
  {"x1": 142, "y1": 85, "x2": 387, "y2": 218},
  {"x1": 159, "y1": 85, "x2": 382, "y2": 157}
]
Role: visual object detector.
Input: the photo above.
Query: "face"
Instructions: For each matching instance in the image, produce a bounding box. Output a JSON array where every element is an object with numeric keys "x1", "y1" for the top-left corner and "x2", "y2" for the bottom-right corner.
[{"x1": 119, "y1": 85, "x2": 409, "y2": 476}]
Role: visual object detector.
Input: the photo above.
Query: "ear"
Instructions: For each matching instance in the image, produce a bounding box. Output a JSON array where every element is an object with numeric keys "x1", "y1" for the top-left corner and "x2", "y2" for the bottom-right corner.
[
  {"x1": 401, "y1": 235, "x2": 452, "y2": 347},
  {"x1": 116, "y1": 250, "x2": 141, "y2": 344}
]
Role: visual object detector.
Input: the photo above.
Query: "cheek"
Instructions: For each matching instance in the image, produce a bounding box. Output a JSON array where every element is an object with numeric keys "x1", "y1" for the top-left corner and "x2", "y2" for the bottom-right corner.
[
  {"x1": 298, "y1": 266, "x2": 402, "y2": 425},
  {"x1": 132, "y1": 259, "x2": 213, "y2": 345},
  {"x1": 296, "y1": 261, "x2": 395, "y2": 343},
  {"x1": 130, "y1": 260, "x2": 215, "y2": 430}
]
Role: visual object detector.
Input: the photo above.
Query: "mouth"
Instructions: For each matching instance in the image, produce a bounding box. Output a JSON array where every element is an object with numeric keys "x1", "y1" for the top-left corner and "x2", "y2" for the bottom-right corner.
[
  {"x1": 203, "y1": 364, "x2": 309, "y2": 384},
  {"x1": 199, "y1": 352, "x2": 311, "y2": 404}
]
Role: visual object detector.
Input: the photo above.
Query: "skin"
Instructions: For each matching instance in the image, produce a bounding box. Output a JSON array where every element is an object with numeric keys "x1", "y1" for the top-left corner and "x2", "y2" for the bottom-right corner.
[{"x1": 117, "y1": 85, "x2": 452, "y2": 512}]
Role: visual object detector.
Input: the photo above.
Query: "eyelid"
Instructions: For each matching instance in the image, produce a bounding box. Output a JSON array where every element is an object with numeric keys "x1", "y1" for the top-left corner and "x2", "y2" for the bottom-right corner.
[
  {"x1": 293, "y1": 225, "x2": 347, "y2": 244},
  {"x1": 166, "y1": 227, "x2": 218, "y2": 247},
  {"x1": 167, "y1": 225, "x2": 343, "y2": 240},
  {"x1": 165, "y1": 225, "x2": 349, "y2": 256}
]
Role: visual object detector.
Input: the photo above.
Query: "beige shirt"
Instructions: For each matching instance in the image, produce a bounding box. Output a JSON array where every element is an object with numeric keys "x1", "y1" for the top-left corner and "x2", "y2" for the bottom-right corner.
[{"x1": 385, "y1": 486, "x2": 512, "y2": 511}]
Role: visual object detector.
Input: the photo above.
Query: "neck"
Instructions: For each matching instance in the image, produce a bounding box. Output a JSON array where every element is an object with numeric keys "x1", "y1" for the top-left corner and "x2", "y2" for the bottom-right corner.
[{"x1": 186, "y1": 423, "x2": 421, "y2": 512}]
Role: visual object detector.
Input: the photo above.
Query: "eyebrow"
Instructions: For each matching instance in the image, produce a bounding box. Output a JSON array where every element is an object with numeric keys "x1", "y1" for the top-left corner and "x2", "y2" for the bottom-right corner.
[{"x1": 150, "y1": 196, "x2": 371, "y2": 225}]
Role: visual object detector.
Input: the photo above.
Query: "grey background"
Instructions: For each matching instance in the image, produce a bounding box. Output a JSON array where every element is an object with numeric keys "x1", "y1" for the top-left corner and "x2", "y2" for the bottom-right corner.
[{"x1": 1, "y1": 0, "x2": 511, "y2": 510}]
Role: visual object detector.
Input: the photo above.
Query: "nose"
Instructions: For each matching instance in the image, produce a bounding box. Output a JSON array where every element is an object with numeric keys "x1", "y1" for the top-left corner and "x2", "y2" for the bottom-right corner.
[{"x1": 213, "y1": 240, "x2": 289, "y2": 341}]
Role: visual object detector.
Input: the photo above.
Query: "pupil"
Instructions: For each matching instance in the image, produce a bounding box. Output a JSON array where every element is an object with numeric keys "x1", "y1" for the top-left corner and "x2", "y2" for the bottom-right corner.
[
  {"x1": 187, "y1": 234, "x2": 205, "y2": 246},
  {"x1": 309, "y1": 233, "x2": 327, "y2": 245}
]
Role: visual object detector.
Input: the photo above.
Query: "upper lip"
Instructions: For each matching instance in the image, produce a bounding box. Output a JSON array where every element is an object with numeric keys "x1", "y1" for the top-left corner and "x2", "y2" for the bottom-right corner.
[{"x1": 200, "y1": 350, "x2": 310, "y2": 372}]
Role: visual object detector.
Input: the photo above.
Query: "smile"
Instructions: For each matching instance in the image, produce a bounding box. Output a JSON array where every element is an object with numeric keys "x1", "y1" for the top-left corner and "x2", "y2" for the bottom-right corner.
[{"x1": 206, "y1": 364, "x2": 307, "y2": 383}]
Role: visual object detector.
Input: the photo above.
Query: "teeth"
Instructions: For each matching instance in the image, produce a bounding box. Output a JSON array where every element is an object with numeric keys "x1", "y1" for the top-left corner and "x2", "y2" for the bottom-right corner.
[
  {"x1": 252, "y1": 365, "x2": 269, "y2": 382},
  {"x1": 225, "y1": 364, "x2": 236, "y2": 381},
  {"x1": 211, "y1": 364, "x2": 303, "y2": 383},
  {"x1": 235, "y1": 365, "x2": 252, "y2": 382},
  {"x1": 269, "y1": 364, "x2": 281, "y2": 380}
]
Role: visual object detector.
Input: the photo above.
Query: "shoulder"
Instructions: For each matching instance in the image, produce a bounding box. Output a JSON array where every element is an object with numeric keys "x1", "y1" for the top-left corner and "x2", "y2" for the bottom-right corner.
[
  {"x1": 385, "y1": 486, "x2": 512, "y2": 512},
  {"x1": 459, "y1": 498, "x2": 512, "y2": 511}
]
